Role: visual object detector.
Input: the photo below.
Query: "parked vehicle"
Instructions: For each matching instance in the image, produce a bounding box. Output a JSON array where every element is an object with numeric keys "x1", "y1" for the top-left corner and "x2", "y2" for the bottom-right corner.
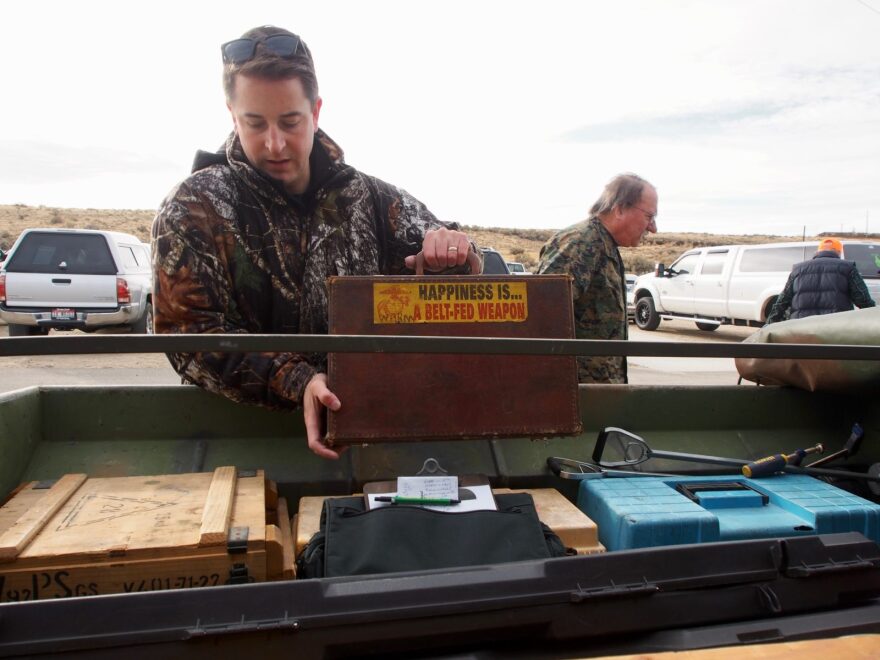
[
  {"x1": 0, "y1": 228, "x2": 153, "y2": 335},
  {"x1": 507, "y1": 261, "x2": 530, "y2": 274},
  {"x1": 625, "y1": 273, "x2": 637, "y2": 321},
  {"x1": 633, "y1": 240, "x2": 879, "y2": 331},
  {"x1": 480, "y1": 247, "x2": 511, "y2": 274}
]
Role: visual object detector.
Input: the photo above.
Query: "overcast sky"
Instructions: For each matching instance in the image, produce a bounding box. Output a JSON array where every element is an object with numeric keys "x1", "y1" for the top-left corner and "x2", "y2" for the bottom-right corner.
[{"x1": 1, "y1": 0, "x2": 878, "y2": 236}]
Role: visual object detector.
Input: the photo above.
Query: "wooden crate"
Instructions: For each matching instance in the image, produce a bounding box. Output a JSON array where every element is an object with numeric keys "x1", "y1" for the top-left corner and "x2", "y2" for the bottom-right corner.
[
  {"x1": 0, "y1": 467, "x2": 294, "y2": 602},
  {"x1": 294, "y1": 488, "x2": 604, "y2": 558}
]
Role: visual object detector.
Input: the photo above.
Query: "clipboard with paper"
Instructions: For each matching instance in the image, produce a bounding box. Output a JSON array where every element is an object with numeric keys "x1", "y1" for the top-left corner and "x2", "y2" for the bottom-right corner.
[{"x1": 363, "y1": 474, "x2": 497, "y2": 512}]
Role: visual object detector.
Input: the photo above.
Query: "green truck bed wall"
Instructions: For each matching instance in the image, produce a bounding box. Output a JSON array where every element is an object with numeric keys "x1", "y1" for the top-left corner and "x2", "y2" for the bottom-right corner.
[
  {"x1": 2, "y1": 383, "x2": 877, "y2": 507},
  {"x1": 2, "y1": 382, "x2": 879, "y2": 658}
]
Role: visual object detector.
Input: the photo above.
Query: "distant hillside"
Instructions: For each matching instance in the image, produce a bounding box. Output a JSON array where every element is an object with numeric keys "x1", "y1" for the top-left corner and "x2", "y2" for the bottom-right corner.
[
  {"x1": 463, "y1": 225, "x2": 829, "y2": 275},
  {"x1": 0, "y1": 205, "x2": 155, "y2": 247},
  {"x1": 3, "y1": 203, "x2": 875, "y2": 274}
]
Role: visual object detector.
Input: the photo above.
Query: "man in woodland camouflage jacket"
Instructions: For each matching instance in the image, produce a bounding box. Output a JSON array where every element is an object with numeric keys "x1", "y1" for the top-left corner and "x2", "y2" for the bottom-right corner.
[
  {"x1": 537, "y1": 174, "x2": 657, "y2": 383},
  {"x1": 152, "y1": 26, "x2": 479, "y2": 459}
]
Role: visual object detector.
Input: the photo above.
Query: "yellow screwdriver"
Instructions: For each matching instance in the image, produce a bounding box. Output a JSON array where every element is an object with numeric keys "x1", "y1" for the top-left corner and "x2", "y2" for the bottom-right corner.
[{"x1": 742, "y1": 444, "x2": 824, "y2": 478}]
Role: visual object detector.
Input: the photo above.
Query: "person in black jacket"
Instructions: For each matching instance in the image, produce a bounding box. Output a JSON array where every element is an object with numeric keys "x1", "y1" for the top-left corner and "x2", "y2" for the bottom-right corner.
[{"x1": 766, "y1": 238, "x2": 875, "y2": 324}]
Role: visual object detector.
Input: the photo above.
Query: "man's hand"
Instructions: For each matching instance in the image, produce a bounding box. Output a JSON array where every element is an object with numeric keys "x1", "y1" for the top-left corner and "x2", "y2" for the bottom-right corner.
[
  {"x1": 303, "y1": 373, "x2": 345, "y2": 460},
  {"x1": 405, "y1": 227, "x2": 472, "y2": 272}
]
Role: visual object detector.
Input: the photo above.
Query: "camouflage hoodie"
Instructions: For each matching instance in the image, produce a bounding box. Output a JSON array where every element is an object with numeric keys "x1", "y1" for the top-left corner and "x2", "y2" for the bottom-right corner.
[{"x1": 152, "y1": 130, "x2": 456, "y2": 410}]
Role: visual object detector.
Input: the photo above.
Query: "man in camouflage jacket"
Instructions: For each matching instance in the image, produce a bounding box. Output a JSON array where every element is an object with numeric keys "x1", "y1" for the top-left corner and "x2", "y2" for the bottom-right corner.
[
  {"x1": 537, "y1": 174, "x2": 657, "y2": 383},
  {"x1": 152, "y1": 26, "x2": 478, "y2": 459}
]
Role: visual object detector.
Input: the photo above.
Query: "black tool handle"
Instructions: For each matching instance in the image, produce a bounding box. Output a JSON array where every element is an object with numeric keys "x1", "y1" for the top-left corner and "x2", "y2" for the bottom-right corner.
[
  {"x1": 785, "y1": 464, "x2": 880, "y2": 482},
  {"x1": 808, "y1": 423, "x2": 864, "y2": 468},
  {"x1": 546, "y1": 456, "x2": 565, "y2": 477}
]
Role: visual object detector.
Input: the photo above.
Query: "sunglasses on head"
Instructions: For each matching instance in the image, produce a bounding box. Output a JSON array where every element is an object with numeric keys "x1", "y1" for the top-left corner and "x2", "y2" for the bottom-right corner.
[{"x1": 221, "y1": 34, "x2": 302, "y2": 65}]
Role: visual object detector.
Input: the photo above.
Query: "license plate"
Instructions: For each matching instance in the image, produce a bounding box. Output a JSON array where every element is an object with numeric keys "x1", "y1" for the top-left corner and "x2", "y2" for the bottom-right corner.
[{"x1": 51, "y1": 308, "x2": 76, "y2": 320}]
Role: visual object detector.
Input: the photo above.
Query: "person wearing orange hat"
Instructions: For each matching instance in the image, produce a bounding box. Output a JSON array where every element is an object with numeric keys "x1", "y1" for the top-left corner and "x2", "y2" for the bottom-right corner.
[{"x1": 766, "y1": 237, "x2": 875, "y2": 323}]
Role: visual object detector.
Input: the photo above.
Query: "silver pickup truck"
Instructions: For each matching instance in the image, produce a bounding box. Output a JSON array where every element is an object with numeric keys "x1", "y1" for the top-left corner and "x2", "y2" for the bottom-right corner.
[{"x1": 0, "y1": 228, "x2": 153, "y2": 336}]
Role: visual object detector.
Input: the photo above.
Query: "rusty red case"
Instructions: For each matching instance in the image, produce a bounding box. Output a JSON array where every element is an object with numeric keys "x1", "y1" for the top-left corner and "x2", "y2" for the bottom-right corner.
[{"x1": 326, "y1": 275, "x2": 581, "y2": 444}]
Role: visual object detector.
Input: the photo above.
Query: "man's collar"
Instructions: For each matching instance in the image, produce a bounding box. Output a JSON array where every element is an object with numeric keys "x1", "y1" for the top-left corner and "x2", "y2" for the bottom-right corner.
[
  {"x1": 592, "y1": 215, "x2": 619, "y2": 248},
  {"x1": 214, "y1": 129, "x2": 347, "y2": 203}
]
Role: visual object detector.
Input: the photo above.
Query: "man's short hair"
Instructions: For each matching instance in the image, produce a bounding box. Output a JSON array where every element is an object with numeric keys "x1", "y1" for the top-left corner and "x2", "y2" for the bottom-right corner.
[
  {"x1": 223, "y1": 26, "x2": 319, "y2": 105},
  {"x1": 818, "y1": 237, "x2": 843, "y2": 254},
  {"x1": 590, "y1": 173, "x2": 653, "y2": 217}
]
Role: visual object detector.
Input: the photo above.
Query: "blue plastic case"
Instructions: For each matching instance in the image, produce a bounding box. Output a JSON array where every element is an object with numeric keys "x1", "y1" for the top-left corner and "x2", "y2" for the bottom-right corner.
[{"x1": 577, "y1": 474, "x2": 880, "y2": 551}]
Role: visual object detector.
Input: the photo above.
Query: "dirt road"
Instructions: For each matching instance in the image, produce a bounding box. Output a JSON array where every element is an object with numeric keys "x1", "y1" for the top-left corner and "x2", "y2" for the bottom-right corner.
[
  {"x1": 0, "y1": 327, "x2": 178, "y2": 392},
  {"x1": 0, "y1": 320, "x2": 756, "y2": 394},
  {"x1": 628, "y1": 321, "x2": 755, "y2": 385}
]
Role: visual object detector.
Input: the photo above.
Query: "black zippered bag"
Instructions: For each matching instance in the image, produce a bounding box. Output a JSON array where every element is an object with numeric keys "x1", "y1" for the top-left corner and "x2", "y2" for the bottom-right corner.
[{"x1": 297, "y1": 492, "x2": 570, "y2": 578}]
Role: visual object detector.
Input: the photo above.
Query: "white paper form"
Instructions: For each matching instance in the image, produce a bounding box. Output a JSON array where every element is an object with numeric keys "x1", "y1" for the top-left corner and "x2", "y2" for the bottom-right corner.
[
  {"x1": 396, "y1": 476, "x2": 458, "y2": 500},
  {"x1": 367, "y1": 484, "x2": 497, "y2": 513}
]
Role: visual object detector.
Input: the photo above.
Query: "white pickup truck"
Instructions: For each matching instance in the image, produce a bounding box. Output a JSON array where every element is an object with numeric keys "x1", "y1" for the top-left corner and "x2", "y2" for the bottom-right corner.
[
  {"x1": 633, "y1": 239, "x2": 880, "y2": 331},
  {"x1": 0, "y1": 228, "x2": 153, "y2": 336}
]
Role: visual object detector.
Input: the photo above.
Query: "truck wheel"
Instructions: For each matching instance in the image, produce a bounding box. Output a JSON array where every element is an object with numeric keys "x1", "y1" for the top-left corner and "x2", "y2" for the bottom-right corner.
[
  {"x1": 695, "y1": 322, "x2": 719, "y2": 332},
  {"x1": 131, "y1": 303, "x2": 153, "y2": 334},
  {"x1": 635, "y1": 297, "x2": 660, "y2": 331},
  {"x1": 7, "y1": 324, "x2": 48, "y2": 336}
]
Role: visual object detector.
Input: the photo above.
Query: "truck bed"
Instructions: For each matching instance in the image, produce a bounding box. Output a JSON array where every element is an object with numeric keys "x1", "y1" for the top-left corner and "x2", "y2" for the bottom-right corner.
[{"x1": 1, "y1": 334, "x2": 879, "y2": 657}]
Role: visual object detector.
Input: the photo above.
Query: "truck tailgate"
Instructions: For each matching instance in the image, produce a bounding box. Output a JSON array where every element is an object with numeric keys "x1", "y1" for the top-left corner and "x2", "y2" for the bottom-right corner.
[{"x1": 4, "y1": 272, "x2": 118, "y2": 308}]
